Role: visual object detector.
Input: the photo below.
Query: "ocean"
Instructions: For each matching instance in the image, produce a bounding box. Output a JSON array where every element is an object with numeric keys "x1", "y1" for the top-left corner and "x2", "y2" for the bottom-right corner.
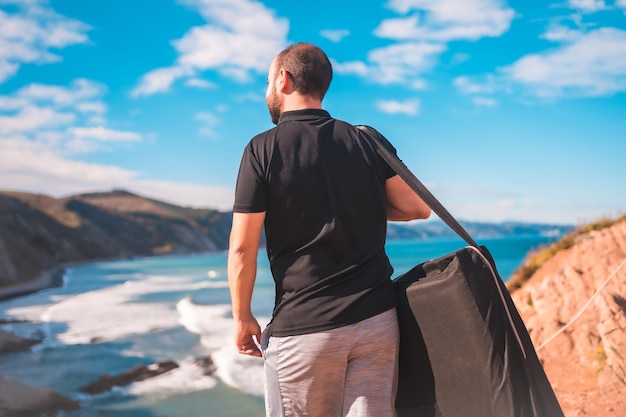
[{"x1": 0, "y1": 235, "x2": 554, "y2": 417}]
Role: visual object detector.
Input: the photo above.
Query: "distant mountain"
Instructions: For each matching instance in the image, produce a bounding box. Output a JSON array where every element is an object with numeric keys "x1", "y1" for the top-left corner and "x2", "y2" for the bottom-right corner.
[
  {"x1": 0, "y1": 190, "x2": 232, "y2": 291},
  {"x1": 0, "y1": 189, "x2": 575, "y2": 295},
  {"x1": 387, "y1": 219, "x2": 574, "y2": 240}
]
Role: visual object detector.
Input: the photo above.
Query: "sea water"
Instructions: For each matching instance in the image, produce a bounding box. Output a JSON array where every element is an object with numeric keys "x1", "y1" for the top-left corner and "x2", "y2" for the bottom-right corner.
[{"x1": 0, "y1": 235, "x2": 553, "y2": 417}]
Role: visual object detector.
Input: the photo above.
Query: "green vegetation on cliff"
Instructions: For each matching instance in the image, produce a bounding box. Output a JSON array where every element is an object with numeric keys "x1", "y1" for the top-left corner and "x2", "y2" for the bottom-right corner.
[{"x1": 507, "y1": 214, "x2": 626, "y2": 292}]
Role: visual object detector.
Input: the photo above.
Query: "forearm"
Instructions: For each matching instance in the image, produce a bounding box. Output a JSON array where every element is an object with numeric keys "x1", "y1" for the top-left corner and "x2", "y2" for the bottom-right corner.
[
  {"x1": 227, "y1": 211, "x2": 265, "y2": 357},
  {"x1": 228, "y1": 249, "x2": 257, "y2": 320},
  {"x1": 387, "y1": 206, "x2": 419, "y2": 222},
  {"x1": 227, "y1": 211, "x2": 265, "y2": 320}
]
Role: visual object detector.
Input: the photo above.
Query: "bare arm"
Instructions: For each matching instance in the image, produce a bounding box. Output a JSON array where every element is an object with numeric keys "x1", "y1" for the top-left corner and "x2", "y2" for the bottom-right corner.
[
  {"x1": 385, "y1": 174, "x2": 432, "y2": 221},
  {"x1": 228, "y1": 211, "x2": 266, "y2": 357}
]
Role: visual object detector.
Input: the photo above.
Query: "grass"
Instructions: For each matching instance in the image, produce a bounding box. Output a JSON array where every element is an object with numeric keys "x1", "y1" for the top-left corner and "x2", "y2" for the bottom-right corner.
[{"x1": 506, "y1": 213, "x2": 626, "y2": 293}]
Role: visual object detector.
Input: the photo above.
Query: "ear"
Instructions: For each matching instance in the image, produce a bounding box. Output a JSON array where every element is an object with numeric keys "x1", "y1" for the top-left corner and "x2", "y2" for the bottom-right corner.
[{"x1": 276, "y1": 68, "x2": 293, "y2": 94}]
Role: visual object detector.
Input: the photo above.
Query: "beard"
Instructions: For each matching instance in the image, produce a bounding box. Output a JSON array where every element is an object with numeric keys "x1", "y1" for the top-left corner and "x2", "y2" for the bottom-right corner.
[{"x1": 267, "y1": 88, "x2": 281, "y2": 125}]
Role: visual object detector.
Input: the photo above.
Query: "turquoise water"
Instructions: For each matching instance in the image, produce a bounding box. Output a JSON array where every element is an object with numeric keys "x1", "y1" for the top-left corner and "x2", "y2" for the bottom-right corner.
[{"x1": 0, "y1": 235, "x2": 553, "y2": 417}]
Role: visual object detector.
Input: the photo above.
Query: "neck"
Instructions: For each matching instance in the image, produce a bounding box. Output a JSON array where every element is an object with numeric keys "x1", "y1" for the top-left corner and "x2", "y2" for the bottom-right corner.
[{"x1": 282, "y1": 93, "x2": 322, "y2": 112}]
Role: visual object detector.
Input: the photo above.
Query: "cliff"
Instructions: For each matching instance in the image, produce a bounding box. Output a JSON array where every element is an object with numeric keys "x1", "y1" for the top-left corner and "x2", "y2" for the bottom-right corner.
[
  {"x1": 0, "y1": 190, "x2": 232, "y2": 296},
  {"x1": 510, "y1": 216, "x2": 626, "y2": 416},
  {"x1": 1, "y1": 188, "x2": 573, "y2": 299}
]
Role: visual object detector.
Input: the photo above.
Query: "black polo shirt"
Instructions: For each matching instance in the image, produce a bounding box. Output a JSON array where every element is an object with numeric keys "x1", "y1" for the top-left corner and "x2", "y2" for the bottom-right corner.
[{"x1": 234, "y1": 109, "x2": 397, "y2": 336}]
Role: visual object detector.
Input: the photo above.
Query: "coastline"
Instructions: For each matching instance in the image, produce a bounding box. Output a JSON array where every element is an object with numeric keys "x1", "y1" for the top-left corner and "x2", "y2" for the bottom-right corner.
[
  {"x1": 0, "y1": 375, "x2": 79, "y2": 417},
  {"x1": 0, "y1": 237, "x2": 556, "y2": 417},
  {"x1": 0, "y1": 266, "x2": 80, "y2": 417},
  {"x1": 0, "y1": 265, "x2": 67, "y2": 302}
]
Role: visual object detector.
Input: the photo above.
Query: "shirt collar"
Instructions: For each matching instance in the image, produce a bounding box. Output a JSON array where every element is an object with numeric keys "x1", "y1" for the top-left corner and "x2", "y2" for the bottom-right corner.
[{"x1": 277, "y1": 109, "x2": 331, "y2": 124}]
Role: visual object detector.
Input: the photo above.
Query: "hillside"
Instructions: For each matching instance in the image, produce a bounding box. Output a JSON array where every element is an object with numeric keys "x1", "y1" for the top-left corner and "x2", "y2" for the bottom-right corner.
[
  {"x1": 0, "y1": 190, "x2": 232, "y2": 296},
  {"x1": 0, "y1": 188, "x2": 574, "y2": 299},
  {"x1": 509, "y1": 216, "x2": 626, "y2": 416}
]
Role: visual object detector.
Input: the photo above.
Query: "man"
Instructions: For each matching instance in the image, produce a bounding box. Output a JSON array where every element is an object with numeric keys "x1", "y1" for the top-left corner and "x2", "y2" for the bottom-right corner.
[{"x1": 228, "y1": 42, "x2": 431, "y2": 417}]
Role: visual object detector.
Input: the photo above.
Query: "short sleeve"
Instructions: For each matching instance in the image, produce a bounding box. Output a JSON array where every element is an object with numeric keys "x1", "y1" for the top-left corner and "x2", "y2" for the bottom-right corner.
[
  {"x1": 380, "y1": 141, "x2": 398, "y2": 180},
  {"x1": 359, "y1": 125, "x2": 398, "y2": 180},
  {"x1": 233, "y1": 141, "x2": 267, "y2": 213}
]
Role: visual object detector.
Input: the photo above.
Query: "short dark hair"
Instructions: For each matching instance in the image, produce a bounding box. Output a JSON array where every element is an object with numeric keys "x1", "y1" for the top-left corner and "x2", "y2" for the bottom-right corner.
[{"x1": 274, "y1": 43, "x2": 333, "y2": 100}]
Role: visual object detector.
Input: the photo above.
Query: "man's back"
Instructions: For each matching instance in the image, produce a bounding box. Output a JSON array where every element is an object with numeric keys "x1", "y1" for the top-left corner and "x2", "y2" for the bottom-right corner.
[
  {"x1": 228, "y1": 42, "x2": 429, "y2": 417},
  {"x1": 234, "y1": 109, "x2": 397, "y2": 336}
]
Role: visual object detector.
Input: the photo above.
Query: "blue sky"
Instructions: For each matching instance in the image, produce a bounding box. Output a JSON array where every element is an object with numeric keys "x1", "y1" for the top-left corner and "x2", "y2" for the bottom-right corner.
[{"x1": 0, "y1": 0, "x2": 624, "y2": 225}]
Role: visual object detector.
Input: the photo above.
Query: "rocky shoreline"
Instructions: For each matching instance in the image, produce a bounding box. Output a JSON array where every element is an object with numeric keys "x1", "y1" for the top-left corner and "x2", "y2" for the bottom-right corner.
[
  {"x1": 0, "y1": 327, "x2": 79, "y2": 417},
  {"x1": 0, "y1": 268, "x2": 215, "y2": 417},
  {"x1": 0, "y1": 265, "x2": 66, "y2": 302},
  {"x1": 0, "y1": 376, "x2": 80, "y2": 417},
  {"x1": 0, "y1": 265, "x2": 76, "y2": 417},
  {"x1": 0, "y1": 324, "x2": 217, "y2": 416}
]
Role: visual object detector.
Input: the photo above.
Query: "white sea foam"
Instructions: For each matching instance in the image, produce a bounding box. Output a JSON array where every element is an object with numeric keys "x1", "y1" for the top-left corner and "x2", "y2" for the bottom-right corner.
[
  {"x1": 2, "y1": 263, "x2": 268, "y2": 398},
  {"x1": 176, "y1": 298, "x2": 269, "y2": 397},
  {"x1": 189, "y1": 281, "x2": 229, "y2": 290},
  {"x1": 7, "y1": 275, "x2": 204, "y2": 344},
  {"x1": 5, "y1": 304, "x2": 48, "y2": 322}
]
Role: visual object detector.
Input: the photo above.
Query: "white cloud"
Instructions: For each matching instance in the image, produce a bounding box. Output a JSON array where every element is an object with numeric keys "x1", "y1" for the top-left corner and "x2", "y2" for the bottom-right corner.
[
  {"x1": 375, "y1": 15, "x2": 423, "y2": 40},
  {"x1": 471, "y1": 97, "x2": 498, "y2": 106},
  {"x1": 320, "y1": 29, "x2": 350, "y2": 43},
  {"x1": 132, "y1": 65, "x2": 194, "y2": 97},
  {"x1": 376, "y1": 98, "x2": 421, "y2": 115},
  {"x1": 0, "y1": 95, "x2": 29, "y2": 110},
  {"x1": 450, "y1": 52, "x2": 471, "y2": 65},
  {"x1": 133, "y1": 0, "x2": 288, "y2": 97},
  {"x1": 0, "y1": 135, "x2": 233, "y2": 209},
  {"x1": 0, "y1": 105, "x2": 75, "y2": 134},
  {"x1": 334, "y1": 42, "x2": 445, "y2": 87},
  {"x1": 135, "y1": 179, "x2": 234, "y2": 210},
  {"x1": 185, "y1": 77, "x2": 217, "y2": 89},
  {"x1": 541, "y1": 24, "x2": 584, "y2": 42},
  {"x1": 17, "y1": 78, "x2": 104, "y2": 106},
  {"x1": 378, "y1": 0, "x2": 515, "y2": 42},
  {"x1": 503, "y1": 27, "x2": 626, "y2": 97},
  {"x1": 0, "y1": 2, "x2": 90, "y2": 84},
  {"x1": 454, "y1": 75, "x2": 498, "y2": 94},
  {"x1": 0, "y1": 2, "x2": 231, "y2": 210},
  {"x1": 339, "y1": 0, "x2": 514, "y2": 90},
  {"x1": 174, "y1": 28, "x2": 278, "y2": 75},
  {"x1": 332, "y1": 59, "x2": 369, "y2": 77},
  {"x1": 195, "y1": 111, "x2": 220, "y2": 137},
  {"x1": 371, "y1": 42, "x2": 445, "y2": 84},
  {"x1": 0, "y1": 78, "x2": 143, "y2": 159},
  {"x1": 568, "y1": 0, "x2": 606, "y2": 12},
  {"x1": 68, "y1": 127, "x2": 142, "y2": 142},
  {"x1": 75, "y1": 101, "x2": 107, "y2": 114},
  {"x1": 455, "y1": 26, "x2": 626, "y2": 100},
  {"x1": 0, "y1": 135, "x2": 134, "y2": 186},
  {"x1": 0, "y1": 60, "x2": 18, "y2": 83}
]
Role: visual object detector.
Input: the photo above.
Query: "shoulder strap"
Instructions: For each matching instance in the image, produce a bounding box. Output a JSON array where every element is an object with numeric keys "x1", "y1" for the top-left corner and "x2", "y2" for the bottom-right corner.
[{"x1": 356, "y1": 125, "x2": 480, "y2": 248}]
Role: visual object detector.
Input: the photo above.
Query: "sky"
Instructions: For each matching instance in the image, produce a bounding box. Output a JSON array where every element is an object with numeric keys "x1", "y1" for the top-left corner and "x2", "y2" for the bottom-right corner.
[{"x1": 0, "y1": 0, "x2": 624, "y2": 225}]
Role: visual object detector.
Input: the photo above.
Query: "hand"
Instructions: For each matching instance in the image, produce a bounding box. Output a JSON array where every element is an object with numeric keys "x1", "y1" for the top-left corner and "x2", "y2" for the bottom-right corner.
[{"x1": 234, "y1": 316, "x2": 262, "y2": 357}]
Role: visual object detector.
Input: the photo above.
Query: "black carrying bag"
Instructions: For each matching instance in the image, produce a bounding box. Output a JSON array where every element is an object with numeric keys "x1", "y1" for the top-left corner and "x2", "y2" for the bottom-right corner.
[{"x1": 357, "y1": 126, "x2": 565, "y2": 417}]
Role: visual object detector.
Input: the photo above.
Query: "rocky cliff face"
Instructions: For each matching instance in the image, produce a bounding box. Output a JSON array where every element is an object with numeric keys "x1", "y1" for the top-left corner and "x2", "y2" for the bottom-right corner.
[
  {"x1": 510, "y1": 219, "x2": 626, "y2": 416},
  {"x1": 0, "y1": 190, "x2": 232, "y2": 290}
]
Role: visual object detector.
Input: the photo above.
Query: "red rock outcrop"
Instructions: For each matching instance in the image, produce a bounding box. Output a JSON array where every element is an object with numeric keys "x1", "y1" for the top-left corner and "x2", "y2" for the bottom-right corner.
[{"x1": 511, "y1": 220, "x2": 626, "y2": 416}]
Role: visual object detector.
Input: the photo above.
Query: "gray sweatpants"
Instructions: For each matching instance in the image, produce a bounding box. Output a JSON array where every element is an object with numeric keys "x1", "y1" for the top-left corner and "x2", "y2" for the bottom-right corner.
[{"x1": 261, "y1": 308, "x2": 399, "y2": 417}]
